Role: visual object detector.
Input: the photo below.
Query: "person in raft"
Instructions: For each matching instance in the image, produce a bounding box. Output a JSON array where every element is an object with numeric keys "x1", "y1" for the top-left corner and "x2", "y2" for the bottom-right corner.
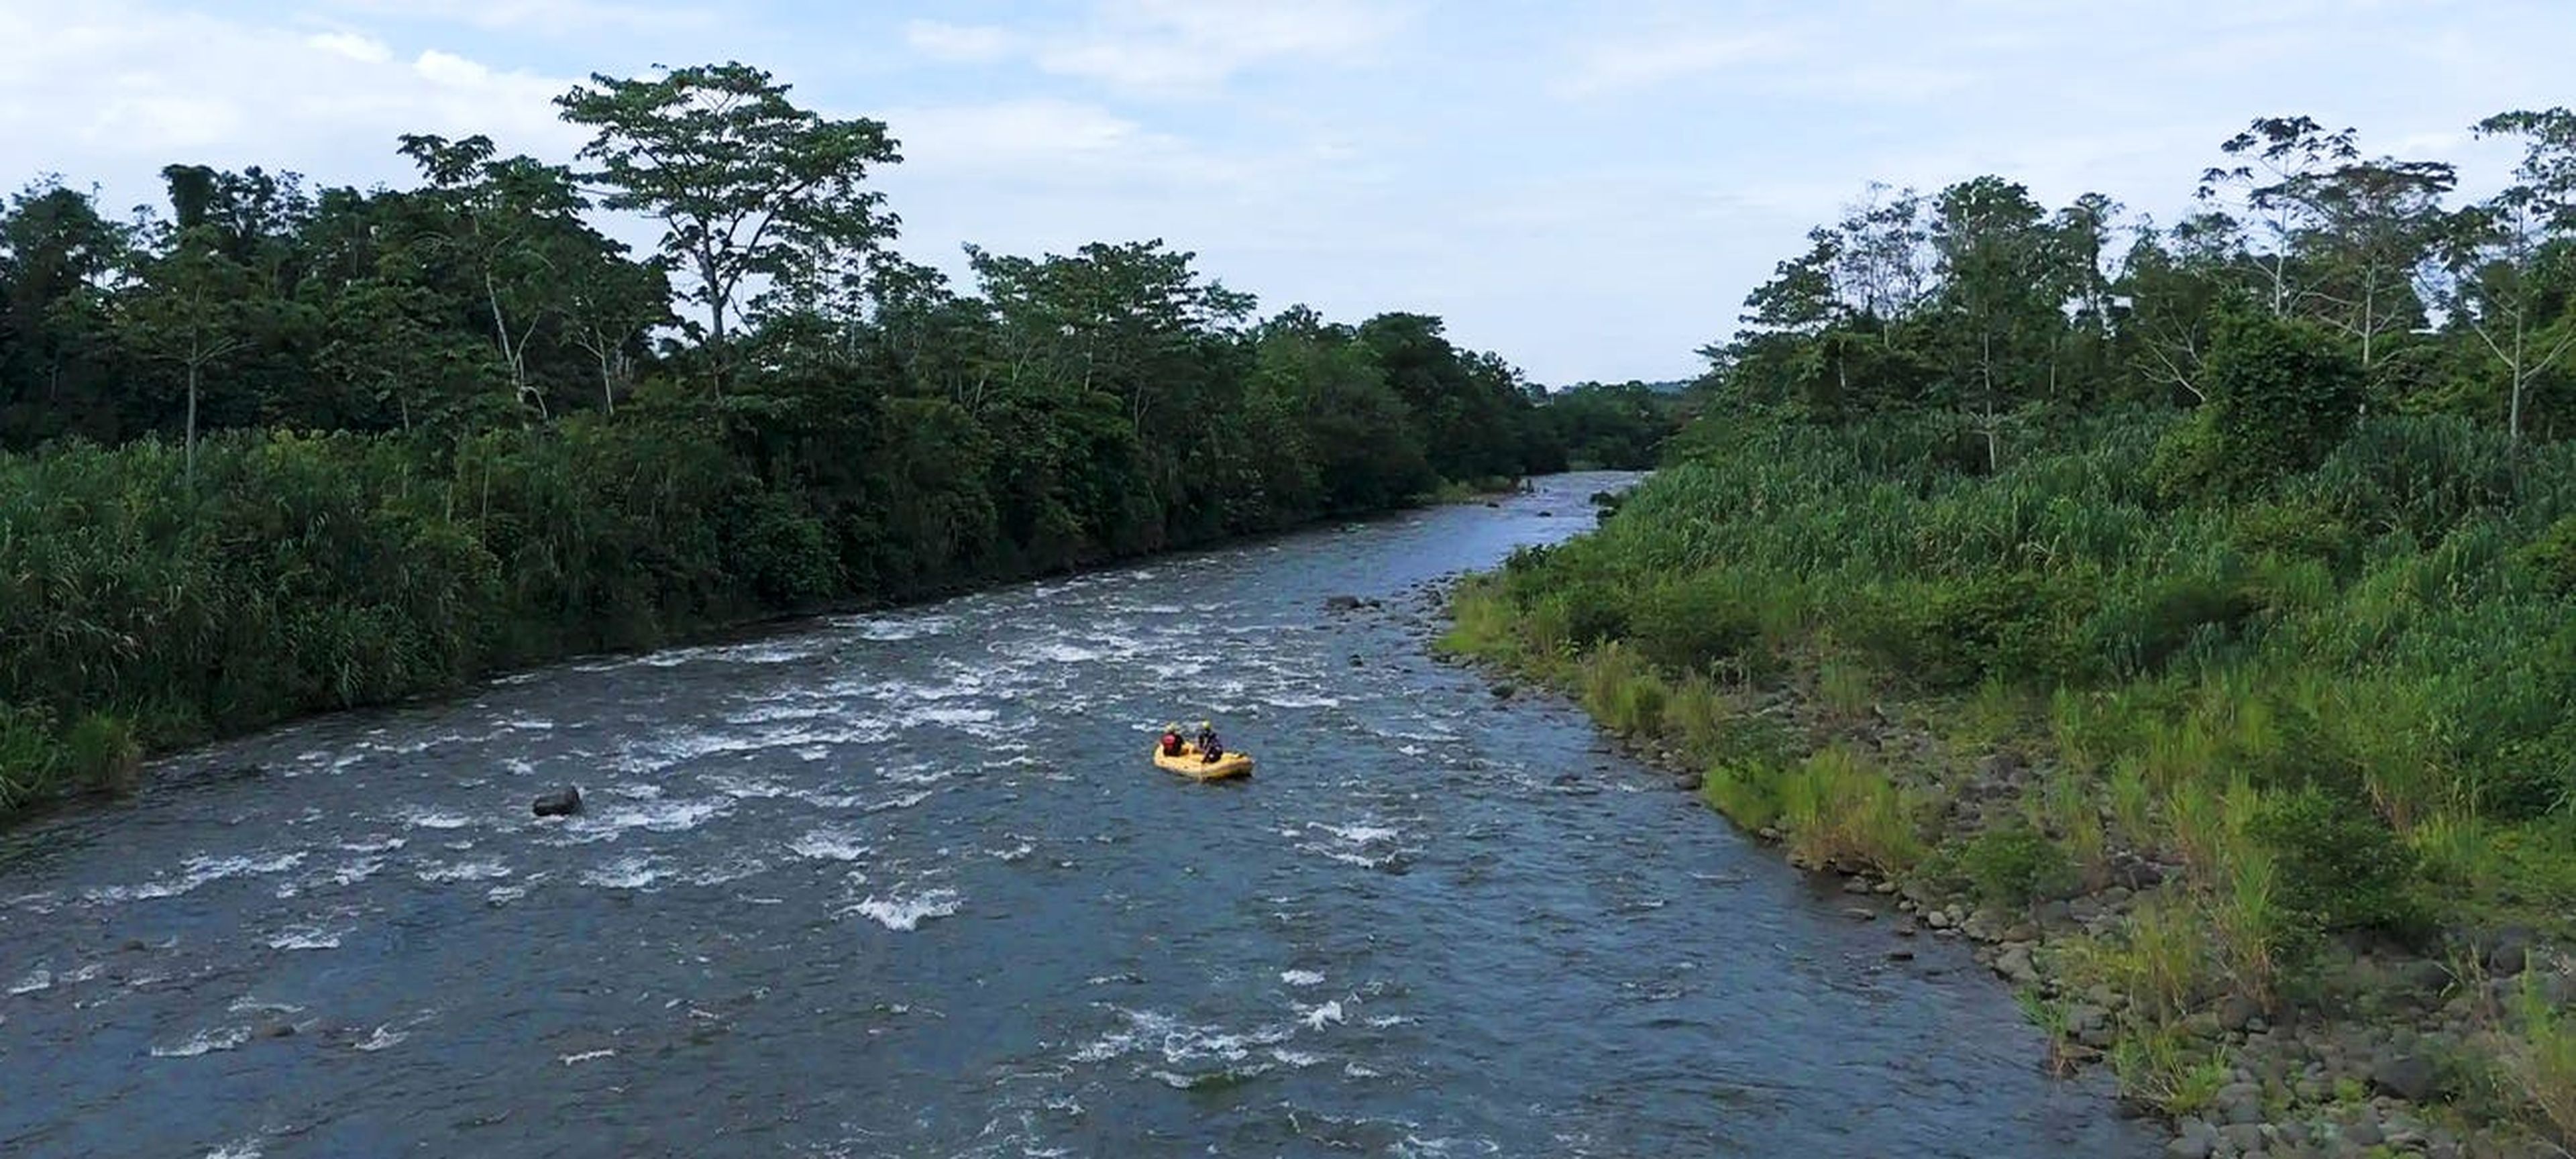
[
  {"x1": 1195, "y1": 720, "x2": 1224, "y2": 762},
  {"x1": 1159, "y1": 722, "x2": 1186, "y2": 757}
]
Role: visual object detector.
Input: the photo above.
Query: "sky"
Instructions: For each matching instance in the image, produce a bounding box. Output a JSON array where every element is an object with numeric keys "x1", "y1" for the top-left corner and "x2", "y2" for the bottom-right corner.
[{"x1": 1, "y1": 1, "x2": 2568, "y2": 386}]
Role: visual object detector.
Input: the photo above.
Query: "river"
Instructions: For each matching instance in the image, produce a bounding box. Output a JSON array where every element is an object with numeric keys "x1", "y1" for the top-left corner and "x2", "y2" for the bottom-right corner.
[{"x1": 0, "y1": 471, "x2": 2155, "y2": 1158}]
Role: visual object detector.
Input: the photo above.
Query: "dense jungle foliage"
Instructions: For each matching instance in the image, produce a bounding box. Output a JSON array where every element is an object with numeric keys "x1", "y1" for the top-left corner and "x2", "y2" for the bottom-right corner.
[{"x1": 0, "y1": 60, "x2": 1678, "y2": 817}]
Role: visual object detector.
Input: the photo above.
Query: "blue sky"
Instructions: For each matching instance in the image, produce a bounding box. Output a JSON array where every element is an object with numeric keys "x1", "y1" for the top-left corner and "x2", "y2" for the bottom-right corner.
[{"x1": 1, "y1": 1, "x2": 2568, "y2": 385}]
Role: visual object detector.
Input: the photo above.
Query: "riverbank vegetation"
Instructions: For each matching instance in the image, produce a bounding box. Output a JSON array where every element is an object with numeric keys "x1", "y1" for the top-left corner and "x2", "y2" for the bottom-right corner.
[
  {"x1": 0, "y1": 60, "x2": 1679, "y2": 821},
  {"x1": 1445, "y1": 113, "x2": 2576, "y2": 1152}
]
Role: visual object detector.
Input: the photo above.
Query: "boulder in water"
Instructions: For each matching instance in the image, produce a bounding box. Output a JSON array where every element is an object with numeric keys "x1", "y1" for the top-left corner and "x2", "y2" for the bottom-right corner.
[{"x1": 532, "y1": 787, "x2": 583, "y2": 818}]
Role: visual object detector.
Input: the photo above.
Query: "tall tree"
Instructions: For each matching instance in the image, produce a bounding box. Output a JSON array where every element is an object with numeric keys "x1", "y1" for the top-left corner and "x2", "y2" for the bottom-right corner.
[
  {"x1": 119, "y1": 221, "x2": 254, "y2": 490},
  {"x1": 554, "y1": 61, "x2": 902, "y2": 390},
  {"x1": 1931, "y1": 176, "x2": 2056, "y2": 471},
  {"x1": 2301, "y1": 156, "x2": 2455, "y2": 374},
  {"x1": 2435, "y1": 108, "x2": 2576, "y2": 447},
  {"x1": 2196, "y1": 115, "x2": 2361, "y2": 318}
]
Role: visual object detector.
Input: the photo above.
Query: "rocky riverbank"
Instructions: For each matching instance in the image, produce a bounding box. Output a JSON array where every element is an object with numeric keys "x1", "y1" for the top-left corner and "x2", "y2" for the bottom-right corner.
[{"x1": 1403, "y1": 573, "x2": 2574, "y2": 1159}]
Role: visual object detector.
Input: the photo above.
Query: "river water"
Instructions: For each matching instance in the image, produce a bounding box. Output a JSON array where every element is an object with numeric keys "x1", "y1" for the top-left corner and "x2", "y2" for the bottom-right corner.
[{"x1": 0, "y1": 472, "x2": 2155, "y2": 1158}]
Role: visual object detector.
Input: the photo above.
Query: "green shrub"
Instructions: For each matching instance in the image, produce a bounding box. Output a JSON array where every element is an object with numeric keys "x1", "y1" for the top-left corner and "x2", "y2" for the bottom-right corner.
[
  {"x1": 64, "y1": 713, "x2": 141, "y2": 796},
  {"x1": 1629, "y1": 573, "x2": 1764, "y2": 673},
  {"x1": 2247, "y1": 785, "x2": 2429, "y2": 944},
  {"x1": 1954, "y1": 820, "x2": 2078, "y2": 907}
]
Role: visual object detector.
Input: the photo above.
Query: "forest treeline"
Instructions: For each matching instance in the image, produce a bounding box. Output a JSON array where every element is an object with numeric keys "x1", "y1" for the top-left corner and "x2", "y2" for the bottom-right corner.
[
  {"x1": 1448, "y1": 112, "x2": 2576, "y2": 1147},
  {"x1": 0, "y1": 60, "x2": 1678, "y2": 817}
]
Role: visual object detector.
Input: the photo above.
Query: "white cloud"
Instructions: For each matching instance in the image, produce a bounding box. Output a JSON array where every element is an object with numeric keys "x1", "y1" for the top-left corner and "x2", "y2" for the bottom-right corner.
[
  {"x1": 904, "y1": 19, "x2": 1015, "y2": 64},
  {"x1": 1556, "y1": 31, "x2": 1795, "y2": 98},
  {"x1": 0, "y1": 3, "x2": 582, "y2": 212},
  {"x1": 319, "y1": 0, "x2": 714, "y2": 36},
  {"x1": 904, "y1": 0, "x2": 1412, "y2": 95},
  {"x1": 306, "y1": 30, "x2": 394, "y2": 64},
  {"x1": 882, "y1": 99, "x2": 1166, "y2": 174}
]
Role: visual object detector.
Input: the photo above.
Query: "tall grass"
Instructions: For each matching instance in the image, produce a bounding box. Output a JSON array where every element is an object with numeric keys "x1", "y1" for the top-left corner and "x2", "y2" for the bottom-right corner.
[
  {"x1": 1441, "y1": 407, "x2": 2576, "y2": 1131},
  {"x1": 1778, "y1": 745, "x2": 1924, "y2": 874}
]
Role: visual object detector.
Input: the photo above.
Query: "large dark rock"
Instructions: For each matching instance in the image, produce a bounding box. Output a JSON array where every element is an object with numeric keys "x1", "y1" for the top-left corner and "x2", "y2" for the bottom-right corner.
[
  {"x1": 2371, "y1": 1052, "x2": 2436, "y2": 1103},
  {"x1": 532, "y1": 787, "x2": 583, "y2": 818},
  {"x1": 2481, "y1": 926, "x2": 2537, "y2": 977}
]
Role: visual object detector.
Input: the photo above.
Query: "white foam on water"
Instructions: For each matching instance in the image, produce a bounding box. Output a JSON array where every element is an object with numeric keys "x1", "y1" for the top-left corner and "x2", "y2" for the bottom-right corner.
[
  {"x1": 417, "y1": 861, "x2": 512, "y2": 884},
  {"x1": 356, "y1": 1025, "x2": 409, "y2": 1052},
  {"x1": 152, "y1": 1026, "x2": 252, "y2": 1058},
  {"x1": 228, "y1": 996, "x2": 304, "y2": 1015},
  {"x1": 847, "y1": 887, "x2": 961, "y2": 931},
  {"x1": 86, "y1": 851, "x2": 307, "y2": 904},
  {"x1": 703, "y1": 772, "x2": 793, "y2": 799},
  {"x1": 560, "y1": 1048, "x2": 616, "y2": 1064},
  {"x1": 1018, "y1": 640, "x2": 1106, "y2": 664},
  {"x1": 10, "y1": 969, "x2": 51, "y2": 995},
  {"x1": 267, "y1": 926, "x2": 347, "y2": 951},
  {"x1": 1312, "y1": 823, "x2": 1400, "y2": 844},
  {"x1": 789, "y1": 828, "x2": 871, "y2": 863},
  {"x1": 895, "y1": 704, "x2": 997, "y2": 729},
  {"x1": 837, "y1": 613, "x2": 954, "y2": 641},
  {"x1": 881, "y1": 765, "x2": 955, "y2": 787},
  {"x1": 1071, "y1": 1006, "x2": 1297, "y2": 1068},
  {"x1": 1365, "y1": 1015, "x2": 1414, "y2": 1028},
  {"x1": 722, "y1": 701, "x2": 833, "y2": 726},
  {"x1": 795, "y1": 746, "x2": 830, "y2": 762},
  {"x1": 583, "y1": 854, "x2": 666, "y2": 890},
  {"x1": 205, "y1": 1138, "x2": 264, "y2": 1159},
  {"x1": 1299, "y1": 1000, "x2": 1346, "y2": 1030},
  {"x1": 396, "y1": 806, "x2": 475, "y2": 831},
  {"x1": 1281, "y1": 970, "x2": 1326, "y2": 988},
  {"x1": 486, "y1": 885, "x2": 527, "y2": 905},
  {"x1": 1345, "y1": 1062, "x2": 1383, "y2": 1079},
  {"x1": 864, "y1": 790, "x2": 934, "y2": 814},
  {"x1": 688, "y1": 854, "x2": 769, "y2": 887},
  {"x1": 329, "y1": 858, "x2": 386, "y2": 887},
  {"x1": 339, "y1": 836, "x2": 406, "y2": 854},
  {"x1": 501, "y1": 713, "x2": 556, "y2": 732},
  {"x1": 559, "y1": 795, "x2": 732, "y2": 842},
  {"x1": 992, "y1": 841, "x2": 1035, "y2": 862},
  {"x1": 1264, "y1": 692, "x2": 1342, "y2": 710},
  {"x1": 1271, "y1": 1048, "x2": 1324, "y2": 1067}
]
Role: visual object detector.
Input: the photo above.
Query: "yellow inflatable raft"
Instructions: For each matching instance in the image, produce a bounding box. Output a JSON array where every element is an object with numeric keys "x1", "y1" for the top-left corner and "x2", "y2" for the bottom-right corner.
[{"x1": 1152, "y1": 743, "x2": 1253, "y2": 781}]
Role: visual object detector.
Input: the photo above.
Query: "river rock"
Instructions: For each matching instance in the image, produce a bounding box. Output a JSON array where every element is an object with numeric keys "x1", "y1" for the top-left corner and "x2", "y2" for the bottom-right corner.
[
  {"x1": 1324, "y1": 594, "x2": 1364, "y2": 612},
  {"x1": 532, "y1": 787, "x2": 584, "y2": 818},
  {"x1": 2214, "y1": 1081, "x2": 2264, "y2": 1125},
  {"x1": 2222, "y1": 1123, "x2": 2268, "y2": 1154},
  {"x1": 2480, "y1": 926, "x2": 2536, "y2": 977},
  {"x1": 2218, "y1": 992, "x2": 2264, "y2": 1032},
  {"x1": 2167, "y1": 1117, "x2": 2221, "y2": 1158},
  {"x1": 2369, "y1": 1053, "x2": 2434, "y2": 1103},
  {"x1": 1491, "y1": 683, "x2": 1517, "y2": 699},
  {"x1": 1992, "y1": 942, "x2": 2039, "y2": 987},
  {"x1": 1674, "y1": 771, "x2": 1704, "y2": 792}
]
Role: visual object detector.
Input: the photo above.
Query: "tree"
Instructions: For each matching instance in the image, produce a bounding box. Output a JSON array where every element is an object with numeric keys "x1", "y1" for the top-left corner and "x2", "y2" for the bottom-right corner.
[
  {"x1": 120, "y1": 222, "x2": 254, "y2": 490},
  {"x1": 2196, "y1": 115, "x2": 2360, "y2": 318},
  {"x1": 554, "y1": 61, "x2": 902, "y2": 390},
  {"x1": 396, "y1": 133, "x2": 619, "y2": 419},
  {"x1": 0, "y1": 178, "x2": 133, "y2": 447},
  {"x1": 1930, "y1": 176, "x2": 2056, "y2": 471},
  {"x1": 2301, "y1": 156, "x2": 2455, "y2": 375},
  {"x1": 2422, "y1": 109, "x2": 2576, "y2": 448}
]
